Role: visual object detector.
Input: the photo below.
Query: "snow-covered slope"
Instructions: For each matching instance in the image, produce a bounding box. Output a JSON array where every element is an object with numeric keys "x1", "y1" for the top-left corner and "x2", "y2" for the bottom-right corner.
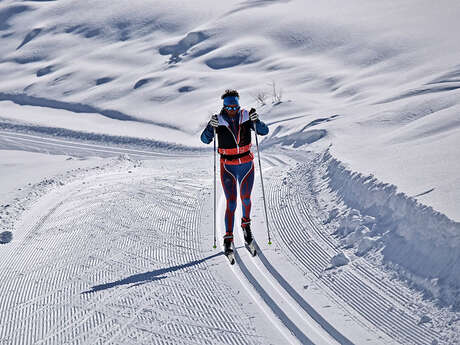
[
  {"x1": 1, "y1": 0, "x2": 459, "y2": 216},
  {"x1": 1, "y1": 0, "x2": 460, "y2": 343}
]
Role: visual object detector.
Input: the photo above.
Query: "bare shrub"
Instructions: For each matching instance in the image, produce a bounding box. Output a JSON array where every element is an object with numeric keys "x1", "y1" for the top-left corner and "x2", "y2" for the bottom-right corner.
[
  {"x1": 270, "y1": 80, "x2": 283, "y2": 104},
  {"x1": 252, "y1": 90, "x2": 268, "y2": 106}
]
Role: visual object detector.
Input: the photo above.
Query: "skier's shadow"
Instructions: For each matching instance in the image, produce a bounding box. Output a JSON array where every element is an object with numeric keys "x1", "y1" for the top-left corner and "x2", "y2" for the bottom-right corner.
[{"x1": 82, "y1": 251, "x2": 223, "y2": 294}]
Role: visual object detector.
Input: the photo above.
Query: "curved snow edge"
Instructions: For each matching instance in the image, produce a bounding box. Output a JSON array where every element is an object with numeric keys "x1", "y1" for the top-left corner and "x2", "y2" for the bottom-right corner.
[
  {"x1": 323, "y1": 150, "x2": 460, "y2": 309},
  {"x1": 0, "y1": 120, "x2": 207, "y2": 153},
  {"x1": 0, "y1": 155, "x2": 141, "y2": 245}
]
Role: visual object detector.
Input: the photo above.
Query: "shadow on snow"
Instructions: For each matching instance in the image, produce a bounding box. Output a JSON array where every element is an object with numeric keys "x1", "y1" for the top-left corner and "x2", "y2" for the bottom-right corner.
[{"x1": 82, "y1": 252, "x2": 223, "y2": 294}]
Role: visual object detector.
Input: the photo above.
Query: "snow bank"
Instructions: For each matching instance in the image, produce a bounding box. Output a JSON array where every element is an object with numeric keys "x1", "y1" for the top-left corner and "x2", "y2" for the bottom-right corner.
[
  {"x1": 0, "y1": 120, "x2": 205, "y2": 153},
  {"x1": 322, "y1": 150, "x2": 460, "y2": 309}
]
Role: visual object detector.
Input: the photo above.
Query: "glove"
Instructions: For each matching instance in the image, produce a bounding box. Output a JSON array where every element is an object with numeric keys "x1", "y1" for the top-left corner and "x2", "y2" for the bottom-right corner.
[
  {"x1": 209, "y1": 114, "x2": 218, "y2": 128},
  {"x1": 249, "y1": 108, "x2": 259, "y2": 122}
]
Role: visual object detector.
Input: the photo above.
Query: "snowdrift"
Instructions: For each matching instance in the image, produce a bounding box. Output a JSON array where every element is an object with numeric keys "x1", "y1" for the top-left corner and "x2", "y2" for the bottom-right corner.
[{"x1": 321, "y1": 150, "x2": 460, "y2": 309}]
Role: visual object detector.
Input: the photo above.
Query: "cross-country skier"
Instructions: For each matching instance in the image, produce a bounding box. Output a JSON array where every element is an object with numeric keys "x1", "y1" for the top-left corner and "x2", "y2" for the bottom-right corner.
[{"x1": 201, "y1": 89, "x2": 269, "y2": 259}]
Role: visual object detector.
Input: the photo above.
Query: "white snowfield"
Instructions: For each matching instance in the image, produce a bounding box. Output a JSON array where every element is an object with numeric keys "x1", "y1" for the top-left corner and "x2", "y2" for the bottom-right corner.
[{"x1": 0, "y1": 0, "x2": 459, "y2": 344}]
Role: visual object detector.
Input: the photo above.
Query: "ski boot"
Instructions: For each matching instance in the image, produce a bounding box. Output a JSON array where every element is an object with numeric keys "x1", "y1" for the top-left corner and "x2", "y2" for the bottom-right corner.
[
  {"x1": 223, "y1": 233, "x2": 235, "y2": 265},
  {"x1": 241, "y1": 217, "x2": 257, "y2": 256}
]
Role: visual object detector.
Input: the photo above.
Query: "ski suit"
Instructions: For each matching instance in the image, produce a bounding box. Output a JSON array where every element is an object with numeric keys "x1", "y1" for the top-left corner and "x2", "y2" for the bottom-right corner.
[{"x1": 201, "y1": 108, "x2": 269, "y2": 238}]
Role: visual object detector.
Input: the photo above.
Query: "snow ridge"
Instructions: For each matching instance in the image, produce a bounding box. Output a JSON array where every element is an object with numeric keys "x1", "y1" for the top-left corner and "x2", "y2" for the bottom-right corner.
[
  {"x1": 322, "y1": 150, "x2": 460, "y2": 309},
  {"x1": 0, "y1": 120, "x2": 206, "y2": 153}
]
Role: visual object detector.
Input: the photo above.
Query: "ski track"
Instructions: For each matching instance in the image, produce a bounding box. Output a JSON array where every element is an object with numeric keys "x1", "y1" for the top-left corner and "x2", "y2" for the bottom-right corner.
[
  {"x1": 217, "y1": 174, "x2": 353, "y2": 345},
  {"x1": 0, "y1": 167, "x2": 262, "y2": 345},
  {"x1": 0, "y1": 130, "x2": 198, "y2": 159},
  {"x1": 264, "y1": 151, "x2": 442, "y2": 345},
  {"x1": 0, "y1": 133, "x2": 449, "y2": 345},
  {"x1": 217, "y1": 199, "x2": 314, "y2": 345}
]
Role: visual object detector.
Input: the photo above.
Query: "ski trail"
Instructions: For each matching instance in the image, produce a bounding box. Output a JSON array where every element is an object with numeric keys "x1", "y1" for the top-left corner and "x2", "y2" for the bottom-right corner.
[
  {"x1": 249, "y1": 239, "x2": 355, "y2": 345},
  {"x1": 0, "y1": 162, "x2": 264, "y2": 345},
  {"x1": 217, "y1": 190, "x2": 341, "y2": 345},
  {"x1": 216, "y1": 194, "x2": 304, "y2": 345},
  {"x1": 0, "y1": 130, "x2": 197, "y2": 159},
  {"x1": 264, "y1": 150, "x2": 443, "y2": 345}
]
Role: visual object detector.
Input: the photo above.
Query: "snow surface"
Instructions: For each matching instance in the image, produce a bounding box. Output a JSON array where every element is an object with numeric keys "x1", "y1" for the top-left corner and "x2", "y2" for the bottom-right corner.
[{"x1": 1, "y1": 0, "x2": 460, "y2": 344}]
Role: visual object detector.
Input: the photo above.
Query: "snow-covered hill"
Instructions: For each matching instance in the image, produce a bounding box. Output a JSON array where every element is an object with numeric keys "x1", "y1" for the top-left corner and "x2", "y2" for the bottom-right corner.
[
  {"x1": 1, "y1": 0, "x2": 459, "y2": 344},
  {"x1": 2, "y1": 0, "x2": 460, "y2": 216}
]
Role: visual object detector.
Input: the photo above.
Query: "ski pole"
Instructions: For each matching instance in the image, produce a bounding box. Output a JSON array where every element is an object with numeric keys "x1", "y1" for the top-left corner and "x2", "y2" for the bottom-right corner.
[
  {"x1": 213, "y1": 127, "x2": 217, "y2": 249},
  {"x1": 253, "y1": 120, "x2": 272, "y2": 245}
]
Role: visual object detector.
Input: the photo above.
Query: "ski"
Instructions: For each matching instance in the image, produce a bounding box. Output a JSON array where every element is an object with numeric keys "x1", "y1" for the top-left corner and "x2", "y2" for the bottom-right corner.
[
  {"x1": 225, "y1": 250, "x2": 235, "y2": 265},
  {"x1": 245, "y1": 241, "x2": 257, "y2": 257}
]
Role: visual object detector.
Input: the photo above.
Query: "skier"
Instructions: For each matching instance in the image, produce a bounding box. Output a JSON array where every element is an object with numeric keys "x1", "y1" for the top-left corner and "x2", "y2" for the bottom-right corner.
[{"x1": 201, "y1": 89, "x2": 269, "y2": 260}]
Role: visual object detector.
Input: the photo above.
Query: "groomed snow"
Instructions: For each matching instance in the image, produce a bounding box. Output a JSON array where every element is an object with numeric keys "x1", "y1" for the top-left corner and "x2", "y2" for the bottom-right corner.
[{"x1": 1, "y1": 0, "x2": 460, "y2": 344}]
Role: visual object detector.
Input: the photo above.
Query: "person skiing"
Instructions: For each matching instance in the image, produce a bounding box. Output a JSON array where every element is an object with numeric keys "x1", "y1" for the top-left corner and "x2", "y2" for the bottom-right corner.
[{"x1": 201, "y1": 89, "x2": 269, "y2": 259}]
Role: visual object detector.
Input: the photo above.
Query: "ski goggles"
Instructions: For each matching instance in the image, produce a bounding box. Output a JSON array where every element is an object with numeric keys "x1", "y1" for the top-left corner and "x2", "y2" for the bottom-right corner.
[{"x1": 224, "y1": 106, "x2": 239, "y2": 111}]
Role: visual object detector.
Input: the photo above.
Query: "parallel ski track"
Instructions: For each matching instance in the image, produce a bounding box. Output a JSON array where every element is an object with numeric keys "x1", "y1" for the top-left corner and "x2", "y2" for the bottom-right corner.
[
  {"x1": 217, "y1": 202, "x2": 313, "y2": 345},
  {"x1": 289, "y1": 166, "x2": 445, "y2": 343},
  {"x1": 0, "y1": 169, "x2": 262, "y2": 345},
  {"x1": 294, "y1": 196, "x2": 415, "y2": 308},
  {"x1": 0, "y1": 130, "x2": 198, "y2": 159},
  {"x1": 235, "y1": 235, "x2": 356, "y2": 345},
  {"x1": 264, "y1": 154, "x2": 441, "y2": 345},
  {"x1": 218, "y1": 182, "x2": 355, "y2": 345},
  {"x1": 231, "y1": 245, "x2": 315, "y2": 345}
]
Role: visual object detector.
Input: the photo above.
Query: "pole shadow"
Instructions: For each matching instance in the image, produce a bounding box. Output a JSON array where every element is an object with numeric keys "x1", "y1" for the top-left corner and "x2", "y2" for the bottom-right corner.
[{"x1": 82, "y1": 251, "x2": 223, "y2": 294}]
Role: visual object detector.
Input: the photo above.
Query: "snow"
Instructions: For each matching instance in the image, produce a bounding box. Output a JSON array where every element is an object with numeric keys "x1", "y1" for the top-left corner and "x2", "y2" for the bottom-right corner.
[
  {"x1": 323, "y1": 150, "x2": 460, "y2": 299},
  {"x1": 1, "y1": 0, "x2": 460, "y2": 344},
  {"x1": 0, "y1": 150, "x2": 101, "y2": 199}
]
